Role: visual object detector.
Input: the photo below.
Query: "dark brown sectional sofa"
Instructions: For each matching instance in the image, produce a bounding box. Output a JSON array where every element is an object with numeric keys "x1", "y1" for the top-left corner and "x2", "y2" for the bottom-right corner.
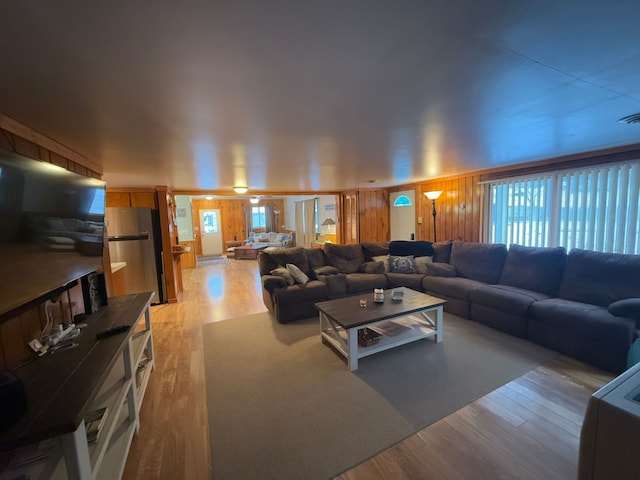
[{"x1": 258, "y1": 240, "x2": 640, "y2": 373}]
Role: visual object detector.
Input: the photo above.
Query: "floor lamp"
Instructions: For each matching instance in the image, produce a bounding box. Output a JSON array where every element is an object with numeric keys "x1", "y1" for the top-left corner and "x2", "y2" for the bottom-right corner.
[{"x1": 424, "y1": 191, "x2": 443, "y2": 242}]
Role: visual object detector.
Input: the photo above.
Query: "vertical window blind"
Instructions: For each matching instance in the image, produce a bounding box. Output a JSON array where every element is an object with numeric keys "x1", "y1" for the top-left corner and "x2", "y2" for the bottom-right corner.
[{"x1": 487, "y1": 161, "x2": 640, "y2": 254}]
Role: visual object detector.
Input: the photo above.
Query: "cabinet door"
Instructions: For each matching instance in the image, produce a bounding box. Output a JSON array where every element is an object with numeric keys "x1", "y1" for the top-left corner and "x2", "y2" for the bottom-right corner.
[
  {"x1": 130, "y1": 192, "x2": 157, "y2": 209},
  {"x1": 106, "y1": 192, "x2": 131, "y2": 207}
]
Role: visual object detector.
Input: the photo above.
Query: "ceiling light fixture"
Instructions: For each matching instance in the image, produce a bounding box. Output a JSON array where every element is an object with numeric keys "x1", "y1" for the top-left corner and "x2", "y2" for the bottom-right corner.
[
  {"x1": 249, "y1": 197, "x2": 259, "y2": 204},
  {"x1": 233, "y1": 186, "x2": 248, "y2": 194}
]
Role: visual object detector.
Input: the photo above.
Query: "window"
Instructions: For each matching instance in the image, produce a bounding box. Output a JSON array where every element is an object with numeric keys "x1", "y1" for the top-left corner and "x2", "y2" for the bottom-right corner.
[
  {"x1": 487, "y1": 161, "x2": 640, "y2": 254},
  {"x1": 252, "y1": 206, "x2": 266, "y2": 229},
  {"x1": 202, "y1": 210, "x2": 219, "y2": 233},
  {"x1": 393, "y1": 195, "x2": 412, "y2": 207}
]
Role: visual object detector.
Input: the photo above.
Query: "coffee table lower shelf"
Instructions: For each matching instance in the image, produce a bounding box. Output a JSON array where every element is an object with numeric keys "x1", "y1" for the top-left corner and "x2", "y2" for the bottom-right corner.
[{"x1": 319, "y1": 308, "x2": 443, "y2": 371}]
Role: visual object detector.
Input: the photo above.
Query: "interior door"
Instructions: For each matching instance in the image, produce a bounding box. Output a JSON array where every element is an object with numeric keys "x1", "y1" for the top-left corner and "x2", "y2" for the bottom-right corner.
[
  {"x1": 390, "y1": 190, "x2": 416, "y2": 240},
  {"x1": 199, "y1": 209, "x2": 223, "y2": 255}
]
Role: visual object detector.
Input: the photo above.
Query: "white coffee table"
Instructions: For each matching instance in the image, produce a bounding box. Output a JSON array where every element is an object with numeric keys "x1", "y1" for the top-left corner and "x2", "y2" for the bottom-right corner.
[{"x1": 315, "y1": 287, "x2": 446, "y2": 371}]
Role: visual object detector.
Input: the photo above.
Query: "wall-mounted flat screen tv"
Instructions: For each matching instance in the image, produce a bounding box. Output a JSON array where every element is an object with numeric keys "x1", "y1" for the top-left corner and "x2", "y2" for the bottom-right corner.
[{"x1": 0, "y1": 150, "x2": 106, "y2": 320}]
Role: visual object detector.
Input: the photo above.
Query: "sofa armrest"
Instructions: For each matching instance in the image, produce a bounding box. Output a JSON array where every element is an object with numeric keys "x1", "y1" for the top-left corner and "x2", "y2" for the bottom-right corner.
[
  {"x1": 262, "y1": 275, "x2": 288, "y2": 293},
  {"x1": 313, "y1": 265, "x2": 339, "y2": 277},
  {"x1": 608, "y1": 298, "x2": 640, "y2": 319}
]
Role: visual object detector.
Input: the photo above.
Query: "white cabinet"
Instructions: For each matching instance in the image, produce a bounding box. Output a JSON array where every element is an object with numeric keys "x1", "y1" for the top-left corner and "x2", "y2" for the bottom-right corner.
[{"x1": 0, "y1": 293, "x2": 154, "y2": 480}]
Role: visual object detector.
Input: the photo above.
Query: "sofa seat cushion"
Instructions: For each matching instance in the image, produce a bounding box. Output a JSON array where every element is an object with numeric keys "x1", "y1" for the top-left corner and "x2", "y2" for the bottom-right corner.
[
  {"x1": 273, "y1": 280, "x2": 328, "y2": 305},
  {"x1": 324, "y1": 243, "x2": 365, "y2": 274},
  {"x1": 422, "y1": 276, "x2": 485, "y2": 301},
  {"x1": 529, "y1": 298, "x2": 635, "y2": 343},
  {"x1": 385, "y1": 273, "x2": 426, "y2": 291},
  {"x1": 345, "y1": 273, "x2": 388, "y2": 293},
  {"x1": 499, "y1": 245, "x2": 566, "y2": 296},
  {"x1": 469, "y1": 284, "x2": 551, "y2": 316}
]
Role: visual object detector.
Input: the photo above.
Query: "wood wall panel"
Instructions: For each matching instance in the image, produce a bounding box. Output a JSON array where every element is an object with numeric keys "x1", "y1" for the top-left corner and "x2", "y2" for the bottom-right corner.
[
  {"x1": 414, "y1": 174, "x2": 482, "y2": 243},
  {"x1": 357, "y1": 189, "x2": 390, "y2": 243},
  {"x1": 340, "y1": 192, "x2": 359, "y2": 244},
  {"x1": 106, "y1": 190, "x2": 157, "y2": 208}
]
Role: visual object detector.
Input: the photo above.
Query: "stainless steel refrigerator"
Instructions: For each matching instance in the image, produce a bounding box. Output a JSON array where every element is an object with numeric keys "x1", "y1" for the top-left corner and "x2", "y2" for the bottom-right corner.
[{"x1": 106, "y1": 207, "x2": 165, "y2": 304}]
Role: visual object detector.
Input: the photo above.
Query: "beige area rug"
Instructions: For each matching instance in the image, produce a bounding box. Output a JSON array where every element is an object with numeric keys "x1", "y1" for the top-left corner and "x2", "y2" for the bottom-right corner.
[{"x1": 203, "y1": 312, "x2": 557, "y2": 480}]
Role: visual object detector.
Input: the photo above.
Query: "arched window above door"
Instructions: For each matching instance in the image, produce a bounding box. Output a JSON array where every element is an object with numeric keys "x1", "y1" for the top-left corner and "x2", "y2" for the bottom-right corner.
[{"x1": 393, "y1": 195, "x2": 412, "y2": 207}]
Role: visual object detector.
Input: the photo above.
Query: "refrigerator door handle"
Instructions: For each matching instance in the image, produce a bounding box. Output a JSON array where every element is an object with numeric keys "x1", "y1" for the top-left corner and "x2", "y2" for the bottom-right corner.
[{"x1": 108, "y1": 234, "x2": 150, "y2": 242}]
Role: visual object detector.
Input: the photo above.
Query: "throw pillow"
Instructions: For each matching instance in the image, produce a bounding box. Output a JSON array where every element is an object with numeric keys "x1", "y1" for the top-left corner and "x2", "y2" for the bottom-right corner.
[
  {"x1": 389, "y1": 240, "x2": 433, "y2": 257},
  {"x1": 359, "y1": 261, "x2": 385, "y2": 274},
  {"x1": 372, "y1": 254, "x2": 390, "y2": 272},
  {"x1": 270, "y1": 266, "x2": 295, "y2": 286},
  {"x1": 286, "y1": 263, "x2": 310, "y2": 284},
  {"x1": 262, "y1": 276, "x2": 288, "y2": 292},
  {"x1": 413, "y1": 256, "x2": 433, "y2": 274},
  {"x1": 389, "y1": 255, "x2": 416, "y2": 274}
]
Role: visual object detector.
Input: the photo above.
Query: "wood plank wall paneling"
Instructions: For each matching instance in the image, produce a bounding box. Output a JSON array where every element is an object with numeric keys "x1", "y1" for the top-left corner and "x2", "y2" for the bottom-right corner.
[
  {"x1": 0, "y1": 126, "x2": 104, "y2": 370},
  {"x1": 191, "y1": 198, "x2": 285, "y2": 256},
  {"x1": 357, "y1": 189, "x2": 390, "y2": 243},
  {"x1": 413, "y1": 174, "x2": 483, "y2": 243},
  {"x1": 106, "y1": 189, "x2": 158, "y2": 209},
  {"x1": 341, "y1": 192, "x2": 359, "y2": 244}
]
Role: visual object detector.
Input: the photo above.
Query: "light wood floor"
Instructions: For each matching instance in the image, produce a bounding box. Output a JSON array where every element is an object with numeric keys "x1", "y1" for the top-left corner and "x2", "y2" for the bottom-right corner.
[{"x1": 123, "y1": 259, "x2": 613, "y2": 480}]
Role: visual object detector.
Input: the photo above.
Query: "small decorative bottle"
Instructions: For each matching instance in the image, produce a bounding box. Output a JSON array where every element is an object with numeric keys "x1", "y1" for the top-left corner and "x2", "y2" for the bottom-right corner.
[{"x1": 373, "y1": 288, "x2": 384, "y2": 303}]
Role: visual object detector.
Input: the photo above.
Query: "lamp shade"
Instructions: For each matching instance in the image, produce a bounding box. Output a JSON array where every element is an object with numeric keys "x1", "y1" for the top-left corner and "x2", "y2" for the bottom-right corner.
[
  {"x1": 321, "y1": 217, "x2": 336, "y2": 226},
  {"x1": 424, "y1": 190, "x2": 443, "y2": 200},
  {"x1": 233, "y1": 186, "x2": 248, "y2": 194}
]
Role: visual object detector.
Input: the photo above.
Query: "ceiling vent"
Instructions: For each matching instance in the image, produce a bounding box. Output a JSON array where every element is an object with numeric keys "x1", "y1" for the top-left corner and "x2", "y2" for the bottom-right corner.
[{"x1": 618, "y1": 113, "x2": 640, "y2": 124}]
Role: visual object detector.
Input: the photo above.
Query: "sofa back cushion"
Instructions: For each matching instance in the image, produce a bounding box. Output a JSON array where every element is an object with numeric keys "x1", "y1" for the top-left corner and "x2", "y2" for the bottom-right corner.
[
  {"x1": 323, "y1": 243, "x2": 364, "y2": 274},
  {"x1": 305, "y1": 247, "x2": 326, "y2": 279},
  {"x1": 361, "y1": 242, "x2": 390, "y2": 261},
  {"x1": 499, "y1": 244, "x2": 566, "y2": 296},
  {"x1": 449, "y1": 241, "x2": 508, "y2": 284},
  {"x1": 557, "y1": 248, "x2": 640, "y2": 306},
  {"x1": 258, "y1": 247, "x2": 309, "y2": 276},
  {"x1": 389, "y1": 240, "x2": 433, "y2": 257},
  {"x1": 432, "y1": 241, "x2": 453, "y2": 263}
]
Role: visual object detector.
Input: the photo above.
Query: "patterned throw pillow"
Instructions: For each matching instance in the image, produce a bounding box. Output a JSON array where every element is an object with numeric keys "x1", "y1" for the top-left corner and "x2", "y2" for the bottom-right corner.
[
  {"x1": 286, "y1": 263, "x2": 310, "y2": 284},
  {"x1": 270, "y1": 266, "x2": 295, "y2": 285},
  {"x1": 389, "y1": 255, "x2": 416, "y2": 274}
]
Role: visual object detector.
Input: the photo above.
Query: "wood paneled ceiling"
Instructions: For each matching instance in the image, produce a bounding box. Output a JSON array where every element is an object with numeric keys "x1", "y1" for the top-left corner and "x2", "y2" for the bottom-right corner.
[{"x1": 1, "y1": 1, "x2": 639, "y2": 192}]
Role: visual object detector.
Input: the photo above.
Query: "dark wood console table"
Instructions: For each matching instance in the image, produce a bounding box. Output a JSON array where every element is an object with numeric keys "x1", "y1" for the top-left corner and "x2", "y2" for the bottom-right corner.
[{"x1": 0, "y1": 292, "x2": 155, "y2": 480}]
